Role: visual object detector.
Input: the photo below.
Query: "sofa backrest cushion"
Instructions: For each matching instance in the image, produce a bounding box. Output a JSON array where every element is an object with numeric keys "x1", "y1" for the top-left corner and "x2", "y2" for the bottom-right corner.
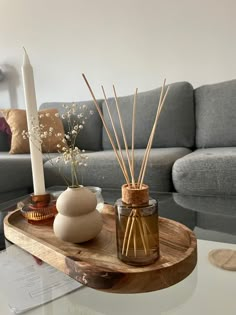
[
  {"x1": 195, "y1": 79, "x2": 236, "y2": 148},
  {"x1": 40, "y1": 100, "x2": 103, "y2": 151},
  {"x1": 102, "y1": 82, "x2": 195, "y2": 150}
]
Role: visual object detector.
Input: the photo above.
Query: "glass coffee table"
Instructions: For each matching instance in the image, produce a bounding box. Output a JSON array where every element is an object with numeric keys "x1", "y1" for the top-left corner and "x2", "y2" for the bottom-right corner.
[{"x1": 0, "y1": 187, "x2": 235, "y2": 314}]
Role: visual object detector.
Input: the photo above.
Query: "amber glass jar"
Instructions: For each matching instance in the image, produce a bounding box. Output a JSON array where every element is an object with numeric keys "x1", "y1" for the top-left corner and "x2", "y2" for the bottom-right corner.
[{"x1": 115, "y1": 184, "x2": 159, "y2": 266}]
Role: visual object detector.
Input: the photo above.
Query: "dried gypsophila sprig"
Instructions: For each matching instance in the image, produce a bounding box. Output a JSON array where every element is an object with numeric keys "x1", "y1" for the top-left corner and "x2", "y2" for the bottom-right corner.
[
  {"x1": 22, "y1": 103, "x2": 94, "y2": 188},
  {"x1": 54, "y1": 146, "x2": 89, "y2": 188},
  {"x1": 22, "y1": 111, "x2": 62, "y2": 152},
  {"x1": 54, "y1": 103, "x2": 93, "y2": 187}
]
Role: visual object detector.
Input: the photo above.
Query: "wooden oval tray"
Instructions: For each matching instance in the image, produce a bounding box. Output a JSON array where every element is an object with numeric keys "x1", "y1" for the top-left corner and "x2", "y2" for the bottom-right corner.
[{"x1": 4, "y1": 205, "x2": 197, "y2": 293}]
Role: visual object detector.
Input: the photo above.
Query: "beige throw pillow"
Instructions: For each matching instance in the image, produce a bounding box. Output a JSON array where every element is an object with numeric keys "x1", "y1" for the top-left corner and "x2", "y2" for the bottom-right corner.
[{"x1": 2, "y1": 108, "x2": 65, "y2": 154}]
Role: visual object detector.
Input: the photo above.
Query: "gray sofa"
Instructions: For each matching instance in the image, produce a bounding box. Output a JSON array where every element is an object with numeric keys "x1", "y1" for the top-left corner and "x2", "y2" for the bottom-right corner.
[
  {"x1": 0, "y1": 79, "x2": 235, "y2": 205},
  {"x1": 172, "y1": 79, "x2": 236, "y2": 195}
]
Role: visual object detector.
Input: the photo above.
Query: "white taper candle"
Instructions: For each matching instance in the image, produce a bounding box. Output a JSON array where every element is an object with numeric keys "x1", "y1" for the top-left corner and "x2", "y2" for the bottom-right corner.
[{"x1": 21, "y1": 48, "x2": 46, "y2": 195}]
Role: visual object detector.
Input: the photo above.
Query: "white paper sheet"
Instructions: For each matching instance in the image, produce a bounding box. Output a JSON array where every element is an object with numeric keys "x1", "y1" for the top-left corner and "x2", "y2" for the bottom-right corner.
[{"x1": 0, "y1": 245, "x2": 83, "y2": 314}]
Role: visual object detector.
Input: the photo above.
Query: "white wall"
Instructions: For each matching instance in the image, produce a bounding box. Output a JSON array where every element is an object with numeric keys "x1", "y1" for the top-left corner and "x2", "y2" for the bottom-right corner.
[{"x1": 1, "y1": 0, "x2": 236, "y2": 109}]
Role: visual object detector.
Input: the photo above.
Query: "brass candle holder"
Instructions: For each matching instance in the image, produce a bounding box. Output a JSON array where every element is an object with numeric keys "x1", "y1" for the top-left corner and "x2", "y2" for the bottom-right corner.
[{"x1": 19, "y1": 193, "x2": 57, "y2": 225}]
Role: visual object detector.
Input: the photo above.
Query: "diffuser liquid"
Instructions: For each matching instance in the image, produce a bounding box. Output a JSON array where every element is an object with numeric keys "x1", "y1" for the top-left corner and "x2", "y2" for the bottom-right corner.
[{"x1": 115, "y1": 199, "x2": 159, "y2": 266}]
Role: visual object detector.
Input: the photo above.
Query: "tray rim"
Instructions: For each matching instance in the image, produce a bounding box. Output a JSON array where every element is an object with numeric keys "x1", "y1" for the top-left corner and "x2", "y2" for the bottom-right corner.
[
  {"x1": 4, "y1": 209, "x2": 197, "y2": 270},
  {"x1": 3, "y1": 207, "x2": 198, "y2": 293}
]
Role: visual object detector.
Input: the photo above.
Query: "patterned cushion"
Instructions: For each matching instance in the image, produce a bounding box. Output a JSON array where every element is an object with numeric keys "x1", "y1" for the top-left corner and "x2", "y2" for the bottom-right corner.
[{"x1": 2, "y1": 109, "x2": 65, "y2": 154}]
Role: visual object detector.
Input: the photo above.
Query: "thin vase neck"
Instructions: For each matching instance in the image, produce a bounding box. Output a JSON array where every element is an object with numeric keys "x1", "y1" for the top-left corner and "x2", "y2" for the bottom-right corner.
[{"x1": 67, "y1": 185, "x2": 83, "y2": 191}]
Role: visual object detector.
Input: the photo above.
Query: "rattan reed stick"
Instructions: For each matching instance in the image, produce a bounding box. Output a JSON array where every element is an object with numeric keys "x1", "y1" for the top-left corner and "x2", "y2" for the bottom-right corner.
[
  {"x1": 135, "y1": 214, "x2": 148, "y2": 255},
  {"x1": 82, "y1": 74, "x2": 169, "y2": 258},
  {"x1": 141, "y1": 216, "x2": 150, "y2": 253},
  {"x1": 133, "y1": 223, "x2": 137, "y2": 257},
  {"x1": 142, "y1": 220, "x2": 157, "y2": 244},
  {"x1": 124, "y1": 209, "x2": 149, "y2": 256},
  {"x1": 126, "y1": 212, "x2": 136, "y2": 255},
  {"x1": 101, "y1": 86, "x2": 130, "y2": 183},
  {"x1": 82, "y1": 74, "x2": 130, "y2": 185},
  {"x1": 113, "y1": 85, "x2": 135, "y2": 185},
  {"x1": 139, "y1": 86, "x2": 169, "y2": 187},
  {"x1": 131, "y1": 88, "x2": 138, "y2": 188},
  {"x1": 122, "y1": 214, "x2": 133, "y2": 254},
  {"x1": 137, "y1": 80, "x2": 166, "y2": 186}
]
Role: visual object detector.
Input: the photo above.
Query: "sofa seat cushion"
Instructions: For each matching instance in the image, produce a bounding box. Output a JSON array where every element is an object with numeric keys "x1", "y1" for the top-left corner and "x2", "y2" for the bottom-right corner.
[
  {"x1": 0, "y1": 152, "x2": 58, "y2": 197},
  {"x1": 44, "y1": 148, "x2": 192, "y2": 191},
  {"x1": 102, "y1": 82, "x2": 195, "y2": 150},
  {"x1": 0, "y1": 153, "x2": 34, "y2": 194},
  {"x1": 0, "y1": 188, "x2": 30, "y2": 205},
  {"x1": 195, "y1": 79, "x2": 236, "y2": 148},
  {"x1": 172, "y1": 148, "x2": 236, "y2": 195}
]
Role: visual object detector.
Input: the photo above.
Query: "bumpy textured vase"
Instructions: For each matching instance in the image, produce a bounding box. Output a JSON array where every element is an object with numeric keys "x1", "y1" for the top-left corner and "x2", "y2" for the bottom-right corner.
[{"x1": 54, "y1": 187, "x2": 103, "y2": 243}]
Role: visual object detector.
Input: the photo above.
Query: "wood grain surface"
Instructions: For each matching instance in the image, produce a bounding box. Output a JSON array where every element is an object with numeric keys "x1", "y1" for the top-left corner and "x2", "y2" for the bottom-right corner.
[
  {"x1": 209, "y1": 249, "x2": 236, "y2": 271},
  {"x1": 4, "y1": 204, "x2": 197, "y2": 293}
]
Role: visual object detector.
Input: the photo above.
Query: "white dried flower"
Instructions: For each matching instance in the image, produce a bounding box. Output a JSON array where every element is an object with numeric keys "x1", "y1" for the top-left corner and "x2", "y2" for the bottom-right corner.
[{"x1": 22, "y1": 105, "x2": 92, "y2": 188}]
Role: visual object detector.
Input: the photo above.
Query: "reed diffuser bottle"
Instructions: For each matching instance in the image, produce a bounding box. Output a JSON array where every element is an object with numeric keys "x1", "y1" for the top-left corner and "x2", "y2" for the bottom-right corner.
[
  {"x1": 115, "y1": 184, "x2": 159, "y2": 266},
  {"x1": 83, "y1": 74, "x2": 169, "y2": 266}
]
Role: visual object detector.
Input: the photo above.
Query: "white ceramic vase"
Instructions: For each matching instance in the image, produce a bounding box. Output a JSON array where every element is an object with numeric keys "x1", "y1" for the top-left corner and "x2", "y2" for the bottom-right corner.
[{"x1": 53, "y1": 186, "x2": 103, "y2": 243}]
